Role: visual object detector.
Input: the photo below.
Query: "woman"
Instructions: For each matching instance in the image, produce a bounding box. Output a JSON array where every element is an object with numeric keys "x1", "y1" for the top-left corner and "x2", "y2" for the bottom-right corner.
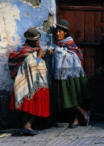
[
  {"x1": 8, "y1": 27, "x2": 50, "y2": 135},
  {"x1": 49, "y1": 19, "x2": 90, "y2": 128}
]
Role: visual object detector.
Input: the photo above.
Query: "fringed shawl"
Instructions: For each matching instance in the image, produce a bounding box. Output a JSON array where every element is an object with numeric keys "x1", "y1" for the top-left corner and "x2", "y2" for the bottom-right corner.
[
  {"x1": 57, "y1": 36, "x2": 83, "y2": 61},
  {"x1": 13, "y1": 52, "x2": 48, "y2": 108},
  {"x1": 52, "y1": 37, "x2": 85, "y2": 79},
  {"x1": 8, "y1": 46, "x2": 39, "y2": 79}
]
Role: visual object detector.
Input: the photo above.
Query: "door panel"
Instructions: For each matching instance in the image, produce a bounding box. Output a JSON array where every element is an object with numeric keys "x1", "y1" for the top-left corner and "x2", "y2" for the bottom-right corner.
[
  {"x1": 84, "y1": 12, "x2": 95, "y2": 42},
  {"x1": 94, "y1": 12, "x2": 102, "y2": 42},
  {"x1": 56, "y1": 3, "x2": 104, "y2": 77}
]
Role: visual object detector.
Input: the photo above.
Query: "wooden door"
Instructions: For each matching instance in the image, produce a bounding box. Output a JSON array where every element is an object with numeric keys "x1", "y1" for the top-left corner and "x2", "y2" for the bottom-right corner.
[{"x1": 56, "y1": 1, "x2": 104, "y2": 77}]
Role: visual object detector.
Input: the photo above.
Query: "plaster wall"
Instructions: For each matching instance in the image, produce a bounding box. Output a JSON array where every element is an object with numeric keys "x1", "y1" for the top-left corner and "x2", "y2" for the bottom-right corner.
[{"x1": 0, "y1": 0, "x2": 56, "y2": 91}]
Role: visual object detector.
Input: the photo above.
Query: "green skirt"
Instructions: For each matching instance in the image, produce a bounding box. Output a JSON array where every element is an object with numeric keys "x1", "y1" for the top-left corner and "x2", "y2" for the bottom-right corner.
[{"x1": 50, "y1": 76, "x2": 90, "y2": 113}]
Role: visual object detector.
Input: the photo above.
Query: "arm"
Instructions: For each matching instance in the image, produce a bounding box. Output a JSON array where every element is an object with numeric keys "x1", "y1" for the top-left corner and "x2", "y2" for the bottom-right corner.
[
  {"x1": 48, "y1": 44, "x2": 56, "y2": 55},
  {"x1": 48, "y1": 48, "x2": 54, "y2": 55},
  {"x1": 36, "y1": 49, "x2": 45, "y2": 65}
]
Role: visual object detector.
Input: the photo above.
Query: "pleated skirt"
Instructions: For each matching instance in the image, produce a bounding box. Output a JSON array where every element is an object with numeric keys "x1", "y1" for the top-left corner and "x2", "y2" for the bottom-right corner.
[
  {"x1": 10, "y1": 87, "x2": 50, "y2": 117},
  {"x1": 50, "y1": 76, "x2": 90, "y2": 113}
]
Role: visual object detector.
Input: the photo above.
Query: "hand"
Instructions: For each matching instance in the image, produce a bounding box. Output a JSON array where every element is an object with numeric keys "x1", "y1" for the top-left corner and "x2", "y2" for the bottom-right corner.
[
  {"x1": 38, "y1": 49, "x2": 45, "y2": 58},
  {"x1": 48, "y1": 48, "x2": 54, "y2": 55}
]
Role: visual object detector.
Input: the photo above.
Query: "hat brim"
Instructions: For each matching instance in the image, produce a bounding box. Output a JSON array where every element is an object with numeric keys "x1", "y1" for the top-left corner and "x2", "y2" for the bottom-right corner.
[
  {"x1": 56, "y1": 24, "x2": 69, "y2": 30},
  {"x1": 25, "y1": 33, "x2": 41, "y2": 41}
]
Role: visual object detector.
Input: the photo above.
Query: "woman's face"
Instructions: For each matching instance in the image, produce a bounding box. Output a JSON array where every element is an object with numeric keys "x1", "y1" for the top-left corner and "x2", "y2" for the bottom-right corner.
[
  {"x1": 56, "y1": 29, "x2": 67, "y2": 41},
  {"x1": 35, "y1": 40, "x2": 40, "y2": 47}
]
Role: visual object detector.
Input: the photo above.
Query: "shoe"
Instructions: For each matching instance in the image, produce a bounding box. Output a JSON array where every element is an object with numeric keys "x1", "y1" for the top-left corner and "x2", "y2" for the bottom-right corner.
[
  {"x1": 84, "y1": 111, "x2": 91, "y2": 126},
  {"x1": 21, "y1": 128, "x2": 39, "y2": 136},
  {"x1": 68, "y1": 123, "x2": 79, "y2": 128}
]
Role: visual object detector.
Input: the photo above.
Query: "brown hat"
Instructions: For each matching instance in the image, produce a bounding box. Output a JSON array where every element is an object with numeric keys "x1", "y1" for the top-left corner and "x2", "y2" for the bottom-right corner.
[{"x1": 24, "y1": 27, "x2": 41, "y2": 41}]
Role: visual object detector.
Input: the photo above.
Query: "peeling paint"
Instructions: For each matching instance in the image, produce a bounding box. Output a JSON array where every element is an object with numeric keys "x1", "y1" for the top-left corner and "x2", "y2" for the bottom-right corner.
[
  {"x1": 48, "y1": 13, "x2": 54, "y2": 27},
  {"x1": 0, "y1": 2, "x2": 20, "y2": 48},
  {"x1": 22, "y1": 0, "x2": 41, "y2": 8},
  {"x1": 0, "y1": 0, "x2": 56, "y2": 91},
  {"x1": 42, "y1": 13, "x2": 54, "y2": 33}
]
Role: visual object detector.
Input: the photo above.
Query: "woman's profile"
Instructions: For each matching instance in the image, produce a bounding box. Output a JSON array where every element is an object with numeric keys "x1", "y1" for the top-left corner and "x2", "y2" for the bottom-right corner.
[
  {"x1": 8, "y1": 27, "x2": 50, "y2": 135},
  {"x1": 49, "y1": 19, "x2": 90, "y2": 128}
]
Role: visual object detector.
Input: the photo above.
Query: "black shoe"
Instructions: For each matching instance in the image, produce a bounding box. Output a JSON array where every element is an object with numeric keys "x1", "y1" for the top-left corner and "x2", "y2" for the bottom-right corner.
[
  {"x1": 68, "y1": 123, "x2": 79, "y2": 128},
  {"x1": 21, "y1": 128, "x2": 39, "y2": 136},
  {"x1": 84, "y1": 111, "x2": 91, "y2": 126}
]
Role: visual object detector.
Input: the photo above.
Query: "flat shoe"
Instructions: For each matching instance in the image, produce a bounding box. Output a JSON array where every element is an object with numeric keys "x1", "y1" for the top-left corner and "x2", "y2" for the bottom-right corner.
[
  {"x1": 21, "y1": 128, "x2": 39, "y2": 136},
  {"x1": 68, "y1": 123, "x2": 79, "y2": 128}
]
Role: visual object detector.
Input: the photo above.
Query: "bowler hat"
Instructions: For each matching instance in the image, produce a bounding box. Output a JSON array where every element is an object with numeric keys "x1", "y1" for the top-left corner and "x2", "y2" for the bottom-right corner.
[
  {"x1": 56, "y1": 19, "x2": 69, "y2": 30},
  {"x1": 24, "y1": 27, "x2": 41, "y2": 41}
]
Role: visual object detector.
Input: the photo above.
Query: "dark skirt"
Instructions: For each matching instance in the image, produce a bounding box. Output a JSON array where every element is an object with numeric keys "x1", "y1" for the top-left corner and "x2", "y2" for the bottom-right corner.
[{"x1": 50, "y1": 76, "x2": 90, "y2": 113}]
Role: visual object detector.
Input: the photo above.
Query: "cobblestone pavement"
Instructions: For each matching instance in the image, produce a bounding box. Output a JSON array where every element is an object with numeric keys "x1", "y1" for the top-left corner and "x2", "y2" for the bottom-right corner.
[{"x1": 0, "y1": 121, "x2": 104, "y2": 146}]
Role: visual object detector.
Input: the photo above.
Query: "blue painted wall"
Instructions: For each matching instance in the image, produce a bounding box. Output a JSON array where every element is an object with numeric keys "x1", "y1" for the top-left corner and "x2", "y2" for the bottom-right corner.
[{"x1": 0, "y1": 0, "x2": 56, "y2": 91}]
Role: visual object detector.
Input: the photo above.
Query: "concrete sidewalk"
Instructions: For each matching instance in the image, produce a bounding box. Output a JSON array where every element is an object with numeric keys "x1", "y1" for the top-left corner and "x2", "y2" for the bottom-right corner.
[{"x1": 0, "y1": 121, "x2": 104, "y2": 146}]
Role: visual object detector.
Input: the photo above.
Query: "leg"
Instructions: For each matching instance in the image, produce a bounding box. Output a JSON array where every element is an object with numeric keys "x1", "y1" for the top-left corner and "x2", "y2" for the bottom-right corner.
[
  {"x1": 68, "y1": 114, "x2": 79, "y2": 128},
  {"x1": 72, "y1": 115, "x2": 79, "y2": 125},
  {"x1": 68, "y1": 109, "x2": 79, "y2": 128},
  {"x1": 21, "y1": 112, "x2": 35, "y2": 130},
  {"x1": 77, "y1": 106, "x2": 87, "y2": 119},
  {"x1": 77, "y1": 106, "x2": 90, "y2": 126},
  {"x1": 22, "y1": 116, "x2": 39, "y2": 136},
  {"x1": 24, "y1": 118, "x2": 34, "y2": 130}
]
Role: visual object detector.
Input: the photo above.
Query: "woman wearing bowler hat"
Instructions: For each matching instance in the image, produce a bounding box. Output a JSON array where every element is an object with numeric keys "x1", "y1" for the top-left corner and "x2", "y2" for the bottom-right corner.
[
  {"x1": 8, "y1": 27, "x2": 50, "y2": 135},
  {"x1": 49, "y1": 19, "x2": 90, "y2": 128}
]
